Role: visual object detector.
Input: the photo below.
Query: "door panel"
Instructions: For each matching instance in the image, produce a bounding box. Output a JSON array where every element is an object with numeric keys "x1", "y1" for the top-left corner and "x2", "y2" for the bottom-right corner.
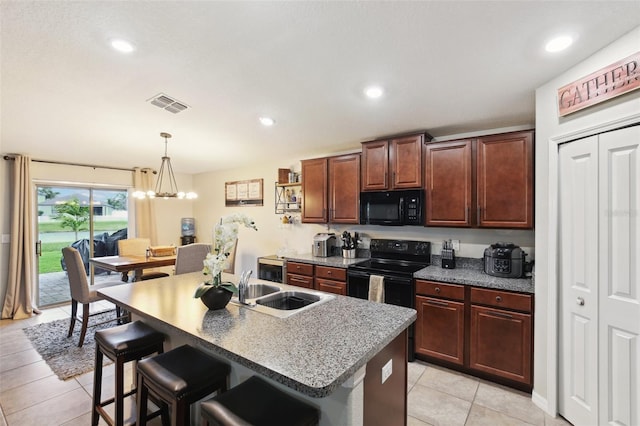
[
  {"x1": 559, "y1": 137, "x2": 599, "y2": 426},
  {"x1": 559, "y1": 126, "x2": 640, "y2": 426},
  {"x1": 598, "y1": 126, "x2": 640, "y2": 426}
]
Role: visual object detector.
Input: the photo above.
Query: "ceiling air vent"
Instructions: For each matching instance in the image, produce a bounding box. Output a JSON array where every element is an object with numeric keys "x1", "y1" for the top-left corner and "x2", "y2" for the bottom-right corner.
[{"x1": 147, "y1": 93, "x2": 190, "y2": 114}]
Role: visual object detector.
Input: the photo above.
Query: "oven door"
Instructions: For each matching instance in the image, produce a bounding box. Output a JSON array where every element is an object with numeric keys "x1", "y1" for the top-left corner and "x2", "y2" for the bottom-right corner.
[{"x1": 347, "y1": 269, "x2": 414, "y2": 308}]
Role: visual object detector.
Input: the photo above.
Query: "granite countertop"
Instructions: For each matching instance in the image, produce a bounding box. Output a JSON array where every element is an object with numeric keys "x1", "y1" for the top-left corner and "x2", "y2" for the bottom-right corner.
[
  {"x1": 286, "y1": 253, "x2": 534, "y2": 294},
  {"x1": 284, "y1": 253, "x2": 366, "y2": 268},
  {"x1": 414, "y1": 256, "x2": 534, "y2": 294},
  {"x1": 97, "y1": 271, "x2": 416, "y2": 398}
]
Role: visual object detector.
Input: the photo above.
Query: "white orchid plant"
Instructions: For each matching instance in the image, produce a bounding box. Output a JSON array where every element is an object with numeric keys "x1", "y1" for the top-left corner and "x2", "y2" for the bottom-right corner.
[{"x1": 194, "y1": 213, "x2": 258, "y2": 298}]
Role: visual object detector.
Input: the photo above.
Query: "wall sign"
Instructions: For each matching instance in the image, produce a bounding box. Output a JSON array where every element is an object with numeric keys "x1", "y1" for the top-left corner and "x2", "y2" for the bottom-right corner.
[
  {"x1": 557, "y1": 51, "x2": 640, "y2": 117},
  {"x1": 225, "y1": 179, "x2": 263, "y2": 206}
]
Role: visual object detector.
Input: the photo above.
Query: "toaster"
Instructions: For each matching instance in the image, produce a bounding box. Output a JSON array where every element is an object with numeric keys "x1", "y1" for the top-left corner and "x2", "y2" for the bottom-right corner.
[
  {"x1": 483, "y1": 242, "x2": 525, "y2": 278},
  {"x1": 313, "y1": 233, "x2": 336, "y2": 257}
]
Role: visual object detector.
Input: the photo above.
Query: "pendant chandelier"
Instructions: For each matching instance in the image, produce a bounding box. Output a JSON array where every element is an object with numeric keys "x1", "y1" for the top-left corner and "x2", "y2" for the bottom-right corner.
[{"x1": 133, "y1": 132, "x2": 197, "y2": 200}]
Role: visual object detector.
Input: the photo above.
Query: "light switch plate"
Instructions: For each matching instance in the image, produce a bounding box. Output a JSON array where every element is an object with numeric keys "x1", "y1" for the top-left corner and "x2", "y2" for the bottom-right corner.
[
  {"x1": 1, "y1": 234, "x2": 9, "y2": 244},
  {"x1": 451, "y1": 239, "x2": 460, "y2": 251},
  {"x1": 381, "y1": 359, "x2": 392, "y2": 384}
]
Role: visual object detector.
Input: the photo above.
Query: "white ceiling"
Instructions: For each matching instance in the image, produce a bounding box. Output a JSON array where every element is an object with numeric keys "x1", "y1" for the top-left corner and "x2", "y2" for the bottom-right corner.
[{"x1": 2, "y1": 1, "x2": 639, "y2": 174}]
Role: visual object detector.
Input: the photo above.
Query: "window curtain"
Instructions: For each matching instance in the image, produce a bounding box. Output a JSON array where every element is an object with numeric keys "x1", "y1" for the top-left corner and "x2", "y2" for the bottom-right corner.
[
  {"x1": 2, "y1": 155, "x2": 39, "y2": 319},
  {"x1": 133, "y1": 168, "x2": 158, "y2": 245}
]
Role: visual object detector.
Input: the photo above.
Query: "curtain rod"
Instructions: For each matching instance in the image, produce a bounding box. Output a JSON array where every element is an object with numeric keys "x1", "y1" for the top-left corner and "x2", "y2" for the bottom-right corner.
[{"x1": 3, "y1": 155, "x2": 156, "y2": 174}]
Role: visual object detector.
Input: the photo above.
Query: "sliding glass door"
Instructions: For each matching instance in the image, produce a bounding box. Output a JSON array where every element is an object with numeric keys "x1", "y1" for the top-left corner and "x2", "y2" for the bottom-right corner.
[{"x1": 36, "y1": 185, "x2": 129, "y2": 307}]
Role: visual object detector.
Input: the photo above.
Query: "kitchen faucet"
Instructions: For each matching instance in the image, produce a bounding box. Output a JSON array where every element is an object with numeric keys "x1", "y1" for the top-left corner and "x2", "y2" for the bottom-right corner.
[{"x1": 238, "y1": 270, "x2": 253, "y2": 304}]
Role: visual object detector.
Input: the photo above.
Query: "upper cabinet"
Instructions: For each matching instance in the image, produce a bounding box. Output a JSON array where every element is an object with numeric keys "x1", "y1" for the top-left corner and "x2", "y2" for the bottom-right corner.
[
  {"x1": 424, "y1": 139, "x2": 473, "y2": 227},
  {"x1": 476, "y1": 131, "x2": 534, "y2": 228},
  {"x1": 301, "y1": 153, "x2": 361, "y2": 224},
  {"x1": 425, "y1": 130, "x2": 534, "y2": 229},
  {"x1": 301, "y1": 158, "x2": 328, "y2": 223},
  {"x1": 361, "y1": 134, "x2": 428, "y2": 191},
  {"x1": 328, "y1": 153, "x2": 361, "y2": 223}
]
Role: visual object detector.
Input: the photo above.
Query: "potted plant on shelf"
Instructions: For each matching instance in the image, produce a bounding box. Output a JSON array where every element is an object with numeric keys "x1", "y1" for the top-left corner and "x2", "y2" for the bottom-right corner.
[{"x1": 194, "y1": 213, "x2": 258, "y2": 310}]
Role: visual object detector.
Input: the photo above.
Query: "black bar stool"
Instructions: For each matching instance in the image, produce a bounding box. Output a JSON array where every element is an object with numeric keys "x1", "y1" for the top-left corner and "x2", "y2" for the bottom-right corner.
[
  {"x1": 136, "y1": 344, "x2": 231, "y2": 426},
  {"x1": 200, "y1": 375, "x2": 319, "y2": 426},
  {"x1": 92, "y1": 321, "x2": 165, "y2": 426}
]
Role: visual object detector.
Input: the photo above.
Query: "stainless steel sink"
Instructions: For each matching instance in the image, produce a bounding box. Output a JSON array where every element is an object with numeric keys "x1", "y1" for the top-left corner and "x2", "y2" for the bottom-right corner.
[
  {"x1": 256, "y1": 291, "x2": 320, "y2": 310},
  {"x1": 231, "y1": 287, "x2": 334, "y2": 318},
  {"x1": 243, "y1": 283, "x2": 281, "y2": 299}
]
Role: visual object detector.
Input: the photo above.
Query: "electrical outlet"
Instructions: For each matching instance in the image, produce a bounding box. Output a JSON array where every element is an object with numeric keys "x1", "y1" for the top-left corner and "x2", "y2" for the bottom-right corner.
[
  {"x1": 381, "y1": 359, "x2": 393, "y2": 384},
  {"x1": 451, "y1": 239, "x2": 460, "y2": 251}
]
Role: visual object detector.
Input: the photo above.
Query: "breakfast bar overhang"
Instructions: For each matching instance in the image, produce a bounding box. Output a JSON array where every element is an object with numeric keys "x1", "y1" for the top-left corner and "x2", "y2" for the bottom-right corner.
[{"x1": 98, "y1": 271, "x2": 416, "y2": 426}]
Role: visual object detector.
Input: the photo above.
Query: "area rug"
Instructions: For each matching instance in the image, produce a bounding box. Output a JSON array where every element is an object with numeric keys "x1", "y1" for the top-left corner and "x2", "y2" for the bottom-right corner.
[{"x1": 22, "y1": 310, "x2": 119, "y2": 380}]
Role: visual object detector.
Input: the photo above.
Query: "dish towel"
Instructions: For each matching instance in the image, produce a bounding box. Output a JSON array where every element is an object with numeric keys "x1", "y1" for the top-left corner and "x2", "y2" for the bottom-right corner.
[{"x1": 368, "y1": 275, "x2": 385, "y2": 303}]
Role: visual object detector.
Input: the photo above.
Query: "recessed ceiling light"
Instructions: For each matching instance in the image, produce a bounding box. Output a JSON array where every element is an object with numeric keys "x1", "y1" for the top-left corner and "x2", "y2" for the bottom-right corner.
[
  {"x1": 545, "y1": 35, "x2": 573, "y2": 53},
  {"x1": 110, "y1": 39, "x2": 135, "y2": 53},
  {"x1": 259, "y1": 116, "x2": 275, "y2": 126},
  {"x1": 364, "y1": 85, "x2": 384, "y2": 99}
]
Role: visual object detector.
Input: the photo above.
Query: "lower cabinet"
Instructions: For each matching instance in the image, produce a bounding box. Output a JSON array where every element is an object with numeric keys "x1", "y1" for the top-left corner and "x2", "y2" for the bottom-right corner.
[
  {"x1": 415, "y1": 279, "x2": 533, "y2": 391},
  {"x1": 469, "y1": 287, "x2": 532, "y2": 386},
  {"x1": 315, "y1": 266, "x2": 347, "y2": 295},
  {"x1": 285, "y1": 261, "x2": 347, "y2": 295},
  {"x1": 415, "y1": 281, "x2": 465, "y2": 365},
  {"x1": 286, "y1": 261, "x2": 314, "y2": 289}
]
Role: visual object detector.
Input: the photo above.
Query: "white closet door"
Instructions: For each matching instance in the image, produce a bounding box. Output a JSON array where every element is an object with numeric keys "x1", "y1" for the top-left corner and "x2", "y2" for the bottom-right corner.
[
  {"x1": 559, "y1": 136, "x2": 599, "y2": 426},
  {"x1": 598, "y1": 126, "x2": 640, "y2": 426}
]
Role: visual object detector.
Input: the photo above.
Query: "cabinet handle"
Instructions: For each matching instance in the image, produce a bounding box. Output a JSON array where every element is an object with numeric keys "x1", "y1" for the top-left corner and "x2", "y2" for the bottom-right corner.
[
  {"x1": 577, "y1": 297, "x2": 585, "y2": 306},
  {"x1": 484, "y1": 310, "x2": 513, "y2": 320},
  {"x1": 327, "y1": 270, "x2": 332, "y2": 275},
  {"x1": 426, "y1": 300, "x2": 449, "y2": 307},
  {"x1": 435, "y1": 287, "x2": 441, "y2": 293},
  {"x1": 495, "y1": 296, "x2": 502, "y2": 302}
]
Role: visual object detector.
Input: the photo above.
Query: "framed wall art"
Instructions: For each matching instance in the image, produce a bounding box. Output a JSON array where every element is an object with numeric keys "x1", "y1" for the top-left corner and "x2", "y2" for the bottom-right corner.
[{"x1": 225, "y1": 178, "x2": 263, "y2": 207}]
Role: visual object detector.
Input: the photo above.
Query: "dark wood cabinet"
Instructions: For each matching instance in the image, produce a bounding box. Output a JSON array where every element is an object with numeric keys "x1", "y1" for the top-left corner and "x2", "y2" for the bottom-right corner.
[
  {"x1": 302, "y1": 154, "x2": 360, "y2": 224},
  {"x1": 286, "y1": 262, "x2": 347, "y2": 295},
  {"x1": 415, "y1": 281, "x2": 465, "y2": 365},
  {"x1": 477, "y1": 131, "x2": 534, "y2": 228},
  {"x1": 362, "y1": 134, "x2": 425, "y2": 191},
  {"x1": 301, "y1": 158, "x2": 328, "y2": 223},
  {"x1": 415, "y1": 280, "x2": 534, "y2": 391},
  {"x1": 315, "y1": 265, "x2": 347, "y2": 295},
  {"x1": 286, "y1": 261, "x2": 314, "y2": 289},
  {"x1": 424, "y1": 130, "x2": 534, "y2": 229},
  {"x1": 328, "y1": 154, "x2": 360, "y2": 223},
  {"x1": 424, "y1": 139, "x2": 473, "y2": 227},
  {"x1": 469, "y1": 286, "x2": 532, "y2": 386}
]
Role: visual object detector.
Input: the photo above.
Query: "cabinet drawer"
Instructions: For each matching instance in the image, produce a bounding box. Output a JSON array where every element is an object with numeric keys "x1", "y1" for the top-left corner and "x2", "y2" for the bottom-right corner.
[
  {"x1": 287, "y1": 261, "x2": 314, "y2": 276},
  {"x1": 315, "y1": 266, "x2": 346, "y2": 281},
  {"x1": 416, "y1": 280, "x2": 464, "y2": 301},
  {"x1": 286, "y1": 273, "x2": 314, "y2": 289},
  {"x1": 470, "y1": 287, "x2": 532, "y2": 313},
  {"x1": 315, "y1": 278, "x2": 346, "y2": 295}
]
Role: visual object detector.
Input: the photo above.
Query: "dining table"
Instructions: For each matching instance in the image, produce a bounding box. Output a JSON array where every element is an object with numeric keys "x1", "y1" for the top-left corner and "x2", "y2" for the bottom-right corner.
[{"x1": 89, "y1": 254, "x2": 176, "y2": 282}]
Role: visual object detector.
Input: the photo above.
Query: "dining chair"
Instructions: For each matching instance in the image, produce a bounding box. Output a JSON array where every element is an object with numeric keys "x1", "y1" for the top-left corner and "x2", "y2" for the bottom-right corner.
[
  {"x1": 62, "y1": 247, "x2": 129, "y2": 347},
  {"x1": 174, "y1": 243, "x2": 211, "y2": 275},
  {"x1": 223, "y1": 239, "x2": 238, "y2": 274},
  {"x1": 117, "y1": 238, "x2": 170, "y2": 282}
]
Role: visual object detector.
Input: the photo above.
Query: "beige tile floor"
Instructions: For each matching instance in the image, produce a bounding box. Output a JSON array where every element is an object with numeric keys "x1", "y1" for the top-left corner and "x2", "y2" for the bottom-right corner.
[{"x1": 0, "y1": 305, "x2": 572, "y2": 426}]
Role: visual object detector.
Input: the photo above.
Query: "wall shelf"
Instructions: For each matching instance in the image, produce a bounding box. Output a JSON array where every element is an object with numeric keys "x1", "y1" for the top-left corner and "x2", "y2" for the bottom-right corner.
[{"x1": 275, "y1": 182, "x2": 301, "y2": 214}]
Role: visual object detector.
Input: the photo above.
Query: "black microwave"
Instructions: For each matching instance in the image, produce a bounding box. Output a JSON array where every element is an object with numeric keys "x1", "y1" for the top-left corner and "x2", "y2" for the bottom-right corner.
[{"x1": 360, "y1": 190, "x2": 424, "y2": 226}]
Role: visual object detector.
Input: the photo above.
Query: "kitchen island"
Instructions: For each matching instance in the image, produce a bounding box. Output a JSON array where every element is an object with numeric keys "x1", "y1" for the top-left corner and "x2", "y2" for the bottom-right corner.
[{"x1": 98, "y1": 271, "x2": 416, "y2": 426}]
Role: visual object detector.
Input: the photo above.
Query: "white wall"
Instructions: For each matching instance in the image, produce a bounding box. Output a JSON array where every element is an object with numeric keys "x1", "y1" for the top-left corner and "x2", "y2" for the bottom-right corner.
[{"x1": 533, "y1": 26, "x2": 640, "y2": 414}]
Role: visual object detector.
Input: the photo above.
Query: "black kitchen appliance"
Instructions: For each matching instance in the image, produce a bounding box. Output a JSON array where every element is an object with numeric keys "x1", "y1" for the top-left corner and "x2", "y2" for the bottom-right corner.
[
  {"x1": 347, "y1": 239, "x2": 431, "y2": 361},
  {"x1": 483, "y1": 242, "x2": 526, "y2": 278},
  {"x1": 359, "y1": 190, "x2": 424, "y2": 226}
]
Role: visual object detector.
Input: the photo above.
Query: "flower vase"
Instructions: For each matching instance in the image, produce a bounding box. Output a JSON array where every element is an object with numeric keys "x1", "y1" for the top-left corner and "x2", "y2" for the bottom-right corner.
[{"x1": 200, "y1": 286, "x2": 233, "y2": 310}]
